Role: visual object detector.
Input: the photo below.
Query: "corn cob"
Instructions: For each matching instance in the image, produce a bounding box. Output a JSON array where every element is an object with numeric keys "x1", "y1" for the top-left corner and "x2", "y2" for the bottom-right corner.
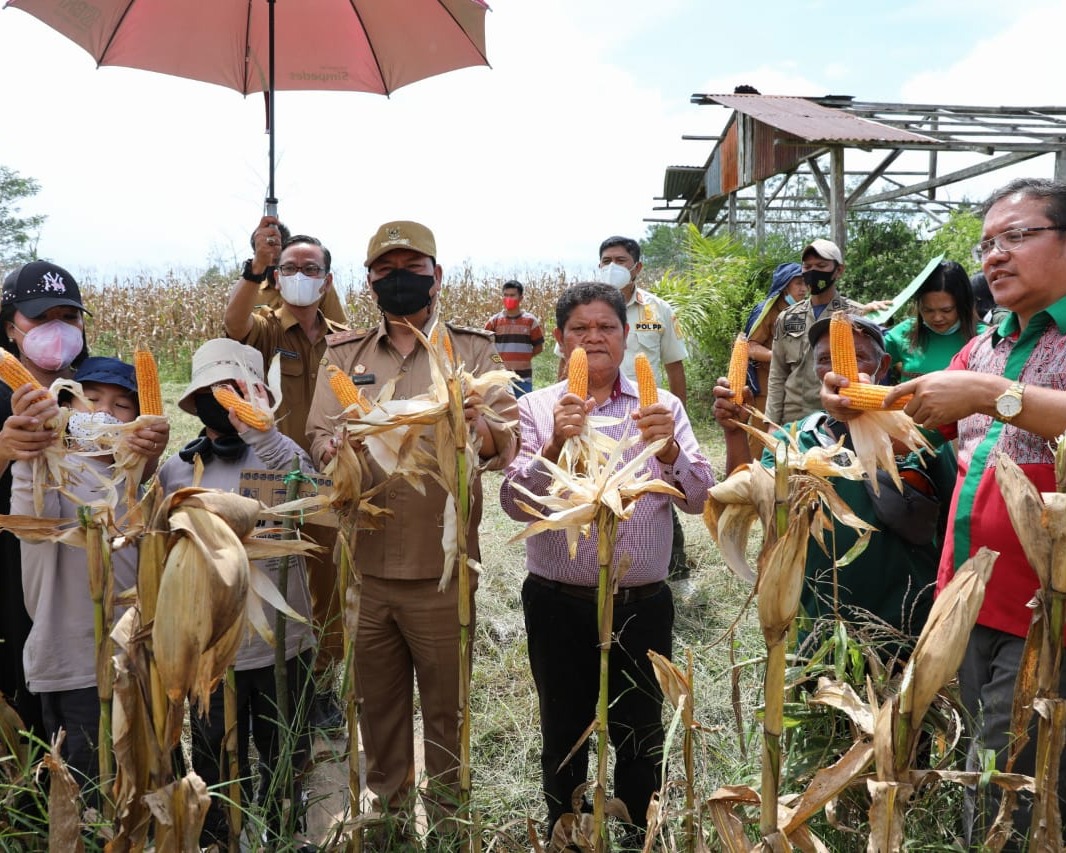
[
  {"x1": 211, "y1": 384, "x2": 272, "y2": 430},
  {"x1": 326, "y1": 365, "x2": 370, "y2": 413},
  {"x1": 634, "y1": 353, "x2": 657, "y2": 407},
  {"x1": 0, "y1": 350, "x2": 43, "y2": 392},
  {"x1": 133, "y1": 349, "x2": 164, "y2": 416},
  {"x1": 430, "y1": 323, "x2": 455, "y2": 363},
  {"x1": 829, "y1": 312, "x2": 859, "y2": 382},
  {"x1": 727, "y1": 333, "x2": 748, "y2": 404},
  {"x1": 840, "y1": 382, "x2": 911, "y2": 411},
  {"x1": 567, "y1": 347, "x2": 588, "y2": 399}
]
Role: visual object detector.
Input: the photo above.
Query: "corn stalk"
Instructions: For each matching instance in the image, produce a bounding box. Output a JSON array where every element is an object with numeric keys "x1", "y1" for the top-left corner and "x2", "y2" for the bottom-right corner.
[
  {"x1": 79, "y1": 504, "x2": 114, "y2": 819},
  {"x1": 590, "y1": 507, "x2": 619, "y2": 853},
  {"x1": 337, "y1": 523, "x2": 364, "y2": 853}
]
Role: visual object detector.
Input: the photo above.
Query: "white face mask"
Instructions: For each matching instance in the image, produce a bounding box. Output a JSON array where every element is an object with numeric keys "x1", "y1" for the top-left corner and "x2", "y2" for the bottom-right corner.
[
  {"x1": 594, "y1": 262, "x2": 632, "y2": 289},
  {"x1": 278, "y1": 272, "x2": 324, "y2": 307},
  {"x1": 67, "y1": 410, "x2": 122, "y2": 453}
]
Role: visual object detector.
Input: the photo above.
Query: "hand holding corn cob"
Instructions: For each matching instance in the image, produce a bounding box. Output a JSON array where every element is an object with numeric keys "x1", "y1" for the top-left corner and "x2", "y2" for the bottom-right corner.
[
  {"x1": 827, "y1": 312, "x2": 909, "y2": 411},
  {"x1": 212, "y1": 384, "x2": 273, "y2": 431}
]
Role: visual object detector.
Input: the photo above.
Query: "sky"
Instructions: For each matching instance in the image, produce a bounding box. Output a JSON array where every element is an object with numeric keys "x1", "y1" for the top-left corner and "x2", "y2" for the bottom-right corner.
[{"x1": 1, "y1": 0, "x2": 1065, "y2": 286}]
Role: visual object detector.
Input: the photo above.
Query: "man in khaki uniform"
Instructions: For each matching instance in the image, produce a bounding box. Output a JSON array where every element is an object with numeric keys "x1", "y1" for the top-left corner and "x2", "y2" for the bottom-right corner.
[
  {"x1": 239, "y1": 216, "x2": 349, "y2": 325},
  {"x1": 306, "y1": 221, "x2": 519, "y2": 849},
  {"x1": 765, "y1": 239, "x2": 864, "y2": 425},
  {"x1": 224, "y1": 228, "x2": 348, "y2": 729}
]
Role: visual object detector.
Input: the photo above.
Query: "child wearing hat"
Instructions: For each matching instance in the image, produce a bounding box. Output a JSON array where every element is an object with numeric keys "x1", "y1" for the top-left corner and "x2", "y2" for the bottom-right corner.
[
  {"x1": 11, "y1": 356, "x2": 144, "y2": 796},
  {"x1": 158, "y1": 338, "x2": 316, "y2": 847}
]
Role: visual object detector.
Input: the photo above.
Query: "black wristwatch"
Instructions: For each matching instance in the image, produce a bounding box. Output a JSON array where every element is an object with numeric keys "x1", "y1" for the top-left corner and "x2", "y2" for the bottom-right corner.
[{"x1": 241, "y1": 259, "x2": 268, "y2": 284}]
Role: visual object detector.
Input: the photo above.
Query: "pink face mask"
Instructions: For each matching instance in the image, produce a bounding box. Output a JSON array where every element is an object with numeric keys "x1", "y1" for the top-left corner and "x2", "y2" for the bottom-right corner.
[
  {"x1": 15, "y1": 319, "x2": 84, "y2": 371},
  {"x1": 503, "y1": 297, "x2": 520, "y2": 311}
]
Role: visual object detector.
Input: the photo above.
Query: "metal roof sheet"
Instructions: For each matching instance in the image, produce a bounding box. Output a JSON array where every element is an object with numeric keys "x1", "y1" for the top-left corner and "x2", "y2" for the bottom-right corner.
[
  {"x1": 702, "y1": 94, "x2": 937, "y2": 145},
  {"x1": 663, "y1": 166, "x2": 703, "y2": 200}
]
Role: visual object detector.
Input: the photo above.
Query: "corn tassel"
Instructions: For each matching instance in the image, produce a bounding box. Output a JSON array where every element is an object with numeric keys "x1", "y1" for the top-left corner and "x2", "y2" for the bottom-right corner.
[
  {"x1": 211, "y1": 385, "x2": 272, "y2": 430},
  {"x1": 568, "y1": 347, "x2": 588, "y2": 399},
  {"x1": 634, "y1": 353, "x2": 657, "y2": 407},
  {"x1": 326, "y1": 365, "x2": 370, "y2": 414},
  {"x1": 727, "y1": 334, "x2": 748, "y2": 403},
  {"x1": 133, "y1": 350, "x2": 164, "y2": 416},
  {"x1": 0, "y1": 350, "x2": 43, "y2": 391}
]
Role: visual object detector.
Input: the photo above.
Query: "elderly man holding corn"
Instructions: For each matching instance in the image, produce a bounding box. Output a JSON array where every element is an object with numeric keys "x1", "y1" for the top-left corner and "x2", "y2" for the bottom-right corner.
[{"x1": 500, "y1": 282, "x2": 713, "y2": 851}]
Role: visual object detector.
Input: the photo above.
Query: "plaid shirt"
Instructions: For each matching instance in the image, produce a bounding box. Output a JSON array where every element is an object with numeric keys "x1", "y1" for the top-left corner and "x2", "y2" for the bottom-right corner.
[{"x1": 500, "y1": 374, "x2": 713, "y2": 587}]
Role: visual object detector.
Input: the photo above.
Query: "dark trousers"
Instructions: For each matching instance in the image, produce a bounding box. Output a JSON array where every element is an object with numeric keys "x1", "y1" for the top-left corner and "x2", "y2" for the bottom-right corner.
[
  {"x1": 522, "y1": 575, "x2": 673, "y2": 832},
  {"x1": 960, "y1": 624, "x2": 1066, "y2": 851},
  {"x1": 190, "y1": 651, "x2": 314, "y2": 846},
  {"x1": 40, "y1": 687, "x2": 99, "y2": 795},
  {"x1": 1, "y1": 540, "x2": 44, "y2": 738}
]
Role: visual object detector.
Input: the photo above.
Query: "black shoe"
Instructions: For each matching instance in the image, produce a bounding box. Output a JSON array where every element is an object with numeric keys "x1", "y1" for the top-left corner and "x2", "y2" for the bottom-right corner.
[{"x1": 310, "y1": 690, "x2": 345, "y2": 734}]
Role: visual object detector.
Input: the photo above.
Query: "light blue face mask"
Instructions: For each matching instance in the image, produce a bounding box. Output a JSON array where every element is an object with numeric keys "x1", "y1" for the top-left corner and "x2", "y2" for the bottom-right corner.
[
  {"x1": 928, "y1": 320, "x2": 961, "y2": 336},
  {"x1": 784, "y1": 294, "x2": 797, "y2": 306}
]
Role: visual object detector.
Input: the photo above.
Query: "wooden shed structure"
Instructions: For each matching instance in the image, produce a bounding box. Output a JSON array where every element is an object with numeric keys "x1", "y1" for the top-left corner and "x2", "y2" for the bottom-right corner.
[{"x1": 652, "y1": 93, "x2": 1066, "y2": 249}]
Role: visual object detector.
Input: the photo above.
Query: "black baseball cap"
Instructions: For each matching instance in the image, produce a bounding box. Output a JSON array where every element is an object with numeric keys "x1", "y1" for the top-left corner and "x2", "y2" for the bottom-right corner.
[{"x1": 2, "y1": 261, "x2": 90, "y2": 319}]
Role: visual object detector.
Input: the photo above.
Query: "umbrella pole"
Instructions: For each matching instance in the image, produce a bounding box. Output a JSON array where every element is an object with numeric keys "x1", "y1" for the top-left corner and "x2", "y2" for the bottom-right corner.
[{"x1": 265, "y1": 0, "x2": 278, "y2": 216}]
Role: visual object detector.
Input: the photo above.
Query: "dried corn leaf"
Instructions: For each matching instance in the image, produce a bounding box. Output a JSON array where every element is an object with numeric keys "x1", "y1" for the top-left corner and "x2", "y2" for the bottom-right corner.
[
  {"x1": 809, "y1": 677, "x2": 877, "y2": 736},
  {"x1": 996, "y1": 453, "x2": 1052, "y2": 588},
  {"x1": 648, "y1": 649, "x2": 694, "y2": 728},
  {"x1": 43, "y1": 733, "x2": 84, "y2": 853},
  {"x1": 757, "y1": 512, "x2": 811, "y2": 644},
  {"x1": 782, "y1": 739, "x2": 874, "y2": 835},
  {"x1": 144, "y1": 771, "x2": 211, "y2": 853},
  {"x1": 848, "y1": 411, "x2": 933, "y2": 496}
]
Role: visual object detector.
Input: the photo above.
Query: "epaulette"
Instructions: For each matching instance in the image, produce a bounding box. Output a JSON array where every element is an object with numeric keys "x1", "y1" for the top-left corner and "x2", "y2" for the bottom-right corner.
[
  {"x1": 444, "y1": 321, "x2": 493, "y2": 340},
  {"x1": 326, "y1": 327, "x2": 371, "y2": 347}
]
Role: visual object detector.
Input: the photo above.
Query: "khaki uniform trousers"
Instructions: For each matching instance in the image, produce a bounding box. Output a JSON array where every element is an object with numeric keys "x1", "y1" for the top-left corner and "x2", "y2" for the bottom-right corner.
[{"x1": 356, "y1": 574, "x2": 474, "y2": 826}]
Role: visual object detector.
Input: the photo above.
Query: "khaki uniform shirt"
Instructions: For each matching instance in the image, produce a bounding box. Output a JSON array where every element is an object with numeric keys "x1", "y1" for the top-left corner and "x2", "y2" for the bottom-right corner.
[
  {"x1": 240, "y1": 304, "x2": 348, "y2": 453},
  {"x1": 765, "y1": 293, "x2": 862, "y2": 425},
  {"x1": 306, "y1": 318, "x2": 520, "y2": 581},
  {"x1": 256, "y1": 280, "x2": 349, "y2": 326}
]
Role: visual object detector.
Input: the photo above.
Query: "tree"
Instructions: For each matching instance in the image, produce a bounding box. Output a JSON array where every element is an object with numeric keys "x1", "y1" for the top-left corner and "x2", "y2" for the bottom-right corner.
[
  {"x1": 0, "y1": 166, "x2": 46, "y2": 268},
  {"x1": 640, "y1": 224, "x2": 688, "y2": 281}
]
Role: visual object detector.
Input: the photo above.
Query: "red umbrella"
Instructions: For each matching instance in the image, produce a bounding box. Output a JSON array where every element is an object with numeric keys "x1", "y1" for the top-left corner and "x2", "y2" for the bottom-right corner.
[{"x1": 5, "y1": 0, "x2": 490, "y2": 212}]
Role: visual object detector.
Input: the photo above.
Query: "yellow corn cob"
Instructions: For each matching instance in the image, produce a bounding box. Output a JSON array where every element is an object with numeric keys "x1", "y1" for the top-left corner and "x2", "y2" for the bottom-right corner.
[
  {"x1": 0, "y1": 350, "x2": 43, "y2": 392},
  {"x1": 841, "y1": 381, "x2": 911, "y2": 411},
  {"x1": 211, "y1": 384, "x2": 272, "y2": 430},
  {"x1": 567, "y1": 347, "x2": 588, "y2": 399},
  {"x1": 634, "y1": 353, "x2": 657, "y2": 408},
  {"x1": 326, "y1": 365, "x2": 370, "y2": 413},
  {"x1": 727, "y1": 333, "x2": 748, "y2": 404},
  {"x1": 430, "y1": 324, "x2": 455, "y2": 363},
  {"x1": 830, "y1": 312, "x2": 859, "y2": 382},
  {"x1": 133, "y1": 349, "x2": 164, "y2": 416}
]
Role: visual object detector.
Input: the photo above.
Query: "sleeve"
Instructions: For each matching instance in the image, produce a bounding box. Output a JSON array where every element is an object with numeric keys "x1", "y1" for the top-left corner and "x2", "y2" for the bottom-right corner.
[
  {"x1": 498, "y1": 396, "x2": 556, "y2": 521},
  {"x1": 884, "y1": 322, "x2": 905, "y2": 367},
  {"x1": 10, "y1": 459, "x2": 59, "y2": 519},
  {"x1": 652, "y1": 396, "x2": 715, "y2": 513},
  {"x1": 657, "y1": 300, "x2": 688, "y2": 363},
  {"x1": 765, "y1": 314, "x2": 788, "y2": 424},
  {"x1": 307, "y1": 357, "x2": 343, "y2": 471},
  {"x1": 530, "y1": 319, "x2": 545, "y2": 352},
  {"x1": 484, "y1": 315, "x2": 496, "y2": 333},
  {"x1": 243, "y1": 426, "x2": 314, "y2": 473}
]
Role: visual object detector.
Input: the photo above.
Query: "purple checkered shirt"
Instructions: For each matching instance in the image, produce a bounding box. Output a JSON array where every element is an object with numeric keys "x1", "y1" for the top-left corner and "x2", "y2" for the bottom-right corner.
[{"x1": 499, "y1": 374, "x2": 714, "y2": 587}]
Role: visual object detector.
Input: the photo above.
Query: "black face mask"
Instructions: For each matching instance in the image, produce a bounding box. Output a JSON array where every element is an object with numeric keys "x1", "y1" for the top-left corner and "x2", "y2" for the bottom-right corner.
[
  {"x1": 803, "y1": 267, "x2": 836, "y2": 294},
  {"x1": 371, "y1": 269, "x2": 435, "y2": 317},
  {"x1": 194, "y1": 393, "x2": 240, "y2": 436}
]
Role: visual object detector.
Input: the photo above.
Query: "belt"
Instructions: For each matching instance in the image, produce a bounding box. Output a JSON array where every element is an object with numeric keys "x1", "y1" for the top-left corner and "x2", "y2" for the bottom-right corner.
[{"x1": 527, "y1": 573, "x2": 664, "y2": 605}]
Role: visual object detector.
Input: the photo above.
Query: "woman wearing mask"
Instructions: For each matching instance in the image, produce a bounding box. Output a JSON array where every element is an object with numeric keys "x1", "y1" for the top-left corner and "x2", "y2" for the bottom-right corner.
[
  {"x1": 0, "y1": 261, "x2": 168, "y2": 744},
  {"x1": 884, "y1": 260, "x2": 983, "y2": 381},
  {"x1": 743, "y1": 262, "x2": 807, "y2": 452}
]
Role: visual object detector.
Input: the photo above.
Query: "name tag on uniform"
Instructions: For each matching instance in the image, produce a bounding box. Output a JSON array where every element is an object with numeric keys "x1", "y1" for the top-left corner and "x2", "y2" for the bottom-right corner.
[
  {"x1": 634, "y1": 322, "x2": 663, "y2": 331},
  {"x1": 351, "y1": 373, "x2": 376, "y2": 386},
  {"x1": 274, "y1": 347, "x2": 300, "y2": 360},
  {"x1": 783, "y1": 316, "x2": 806, "y2": 335}
]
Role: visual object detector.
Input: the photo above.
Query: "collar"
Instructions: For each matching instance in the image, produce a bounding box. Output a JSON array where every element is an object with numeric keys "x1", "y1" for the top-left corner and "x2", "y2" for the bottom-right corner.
[
  {"x1": 372, "y1": 311, "x2": 435, "y2": 344},
  {"x1": 629, "y1": 287, "x2": 647, "y2": 307},
  {"x1": 993, "y1": 292, "x2": 1066, "y2": 343},
  {"x1": 276, "y1": 301, "x2": 326, "y2": 332}
]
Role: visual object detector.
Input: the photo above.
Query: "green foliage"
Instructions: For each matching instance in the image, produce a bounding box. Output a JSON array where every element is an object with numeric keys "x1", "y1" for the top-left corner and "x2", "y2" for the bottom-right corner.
[
  {"x1": 652, "y1": 225, "x2": 776, "y2": 421},
  {"x1": 639, "y1": 223, "x2": 689, "y2": 280},
  {"x1": 926, "y1": 208, "x2": 983, "y2": 275},
  {"x1": 0, "y1": 166, "x2": 46, "y2": 268},
  {"x1": 841, "y1": 216, "x2": 926, "y2": 306}
]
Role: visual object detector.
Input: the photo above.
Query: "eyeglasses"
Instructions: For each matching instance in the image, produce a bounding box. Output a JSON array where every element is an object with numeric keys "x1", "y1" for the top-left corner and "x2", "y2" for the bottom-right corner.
[
  {"x1": 971, "y1": 226, "x2": 1066, "y2": 262},
  {"x1": 277, "y1": 263, "x2": 326, "y2": 277}
]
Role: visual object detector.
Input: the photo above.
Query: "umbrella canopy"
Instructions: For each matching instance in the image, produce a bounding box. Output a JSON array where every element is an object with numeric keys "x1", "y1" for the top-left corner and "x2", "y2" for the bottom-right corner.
[
  {"x1": 6, "y1": 0, "x2": 490, "y2": 202},
  {"x1": 5, "y1": 0, "x2": 489, "y2": 95}
]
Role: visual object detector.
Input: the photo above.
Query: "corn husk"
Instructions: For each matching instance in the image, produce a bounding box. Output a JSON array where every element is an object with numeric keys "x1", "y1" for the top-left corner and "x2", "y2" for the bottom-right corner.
[
  {"x1": 43, "y1": 733, "x2": 85, "y2": 853},
  {"x1": 143, "y1": 771, "x2": 211, "y2": 853}
]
